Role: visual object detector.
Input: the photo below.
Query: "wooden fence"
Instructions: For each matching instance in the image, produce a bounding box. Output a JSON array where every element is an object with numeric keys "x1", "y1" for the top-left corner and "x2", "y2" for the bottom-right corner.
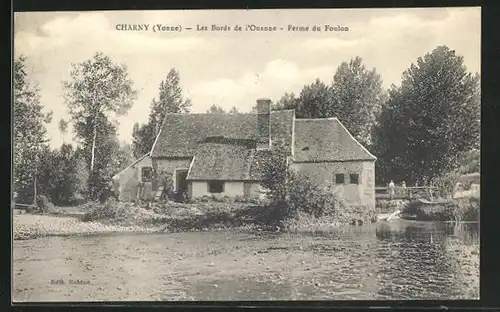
[
  {"x1": 375, "y1": 186, "x2": 438, "y2": 200},
  {"x1": 12, "y1": 202, "x2": 32, "y2": 210}
]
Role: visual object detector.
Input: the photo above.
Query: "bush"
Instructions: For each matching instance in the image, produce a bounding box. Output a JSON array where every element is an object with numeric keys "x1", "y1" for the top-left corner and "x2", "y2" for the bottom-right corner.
[
  {"x1": 287, "y1": 174, "x2": 340, "y2": 218},
  {"x1": 82, "y1": 198, "x2": 135, "y2": 222},
  {"x1": 259, "y1": 144, "x2": 343, "y2": 223},
  {"x1": 445, "y1": 197, "x2": 480, "y2": 222},
  {"x1": 36, "y1": 195, "x2": 54, "y2": 212}
]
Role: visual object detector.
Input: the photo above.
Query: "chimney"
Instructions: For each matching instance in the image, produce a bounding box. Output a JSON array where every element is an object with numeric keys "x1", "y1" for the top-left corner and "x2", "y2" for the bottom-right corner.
[{"x1": 256, "y1": 98, "x2": 271, "y2": 149}]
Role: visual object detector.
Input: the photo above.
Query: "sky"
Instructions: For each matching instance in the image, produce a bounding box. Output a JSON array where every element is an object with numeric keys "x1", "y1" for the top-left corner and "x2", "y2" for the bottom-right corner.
[{"x1": 14, "y1": 7, "x2": 481, "y2": 149}]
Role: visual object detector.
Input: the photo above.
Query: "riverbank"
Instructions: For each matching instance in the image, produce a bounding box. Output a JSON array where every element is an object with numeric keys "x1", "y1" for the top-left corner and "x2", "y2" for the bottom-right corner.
[
  {"x1": 400, "y1": 197, "x2": 479, "y2": 222},
  {"x1": 13, "y1": 199, "x2": 376, "y2": 240},
  {"x1": 13, "y1": 214, "x2": 164, "y2": 240}
]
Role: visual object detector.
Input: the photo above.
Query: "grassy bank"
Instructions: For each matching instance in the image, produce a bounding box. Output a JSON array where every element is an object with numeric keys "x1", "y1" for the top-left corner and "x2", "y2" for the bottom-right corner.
[{"x1": 13, "y1": 198, "x2": 377, "y2": 240}]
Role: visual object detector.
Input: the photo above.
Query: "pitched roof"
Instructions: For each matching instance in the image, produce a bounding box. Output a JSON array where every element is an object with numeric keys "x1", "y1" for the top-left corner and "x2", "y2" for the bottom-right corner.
[
  {"x1": 112, "y1": 153, "x2": 151, "y2": 180},
  {"x1": 293, "y1": 118, "x2": 376, "y2": 162},
  {"x1": 186, "y1": 143, "x2": 254, "y2": 181},
  {"x1": 150, "y1": 110, "x2": 294, "y2": 158}
]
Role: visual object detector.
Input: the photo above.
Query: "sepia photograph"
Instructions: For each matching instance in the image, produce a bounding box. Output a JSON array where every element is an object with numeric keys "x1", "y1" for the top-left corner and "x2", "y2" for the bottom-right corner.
[{"x1": 13, "y1": 8, "x2": 480, "y2": 302}]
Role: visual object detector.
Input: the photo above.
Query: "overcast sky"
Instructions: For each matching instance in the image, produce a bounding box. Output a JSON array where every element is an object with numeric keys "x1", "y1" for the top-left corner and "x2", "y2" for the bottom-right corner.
[{"x1": 14, "y1": 7, "x2": 481, "y2": 149}]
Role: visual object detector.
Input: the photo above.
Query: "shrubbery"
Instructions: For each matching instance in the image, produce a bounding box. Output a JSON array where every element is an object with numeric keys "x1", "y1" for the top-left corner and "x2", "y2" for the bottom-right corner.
[
  {"x1": 82, "y1": 198, "x2": 137, "y2": 222},
  {"x1": 259, "y1": 145, "x2": 344, "y2": 223},
  {"x1": 445, "y1": 197, "x2": 480, "y2": 222}
]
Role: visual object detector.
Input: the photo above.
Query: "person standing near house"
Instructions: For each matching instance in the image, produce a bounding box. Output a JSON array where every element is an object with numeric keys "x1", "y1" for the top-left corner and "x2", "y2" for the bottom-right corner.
[
  {"x1": 401, "y1": 181, "x2": 407, "y2": 196},
  {"x1": 388, "y1": 180, "x2": 395, "y2": 199}
]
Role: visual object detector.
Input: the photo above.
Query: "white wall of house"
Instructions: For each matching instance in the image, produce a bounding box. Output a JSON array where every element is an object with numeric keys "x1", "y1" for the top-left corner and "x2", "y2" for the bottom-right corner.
[
  {"x1": 290, "y1": 160, "x2": 375, "y2": 210},
  {"x1": 189, "y1": 181, "x2": 246, "y2": 198}
]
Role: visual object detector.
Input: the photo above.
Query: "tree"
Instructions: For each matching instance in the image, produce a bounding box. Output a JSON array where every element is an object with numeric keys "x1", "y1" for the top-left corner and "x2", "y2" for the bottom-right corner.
[
  {"x1": 372, "y1": 46, "x2": 480, "y2": 185},
  {"x1": 274, "y1": 92, "x2": 298, "y2": 111},
  {"x1": 229, "y1": 106, "x2": 239, "y2": 114},
  {"x1": 62, "y1": 52, "x2": 137, "y2": 173},
  {"x1": 294, "y1": 79, "x2": 332, "y2": 119},
  {"x1": 206, "y1": 104, "x2": 225, "y2": 113},
  {"x1": 38, "y1": 144, "x2": 89, "y2": 206},
  {"x1": 73, "y1": 112, "x2": 123, "y2": 200},
  {"x1": 13, "y1": 55, "x2": 52, "y2": 204},
  {"x1": 58, "y1": 118, "x2": 69, "y2": 143},
  {"x1": 131, "y1": 122, "x2": 154, "y2": 158},
  {"x1": 329, "y1": 56, "x2": 386, "y2": 146},
  {"x1": 132, "y1": 68, "x2": 191, "y2": 157}
]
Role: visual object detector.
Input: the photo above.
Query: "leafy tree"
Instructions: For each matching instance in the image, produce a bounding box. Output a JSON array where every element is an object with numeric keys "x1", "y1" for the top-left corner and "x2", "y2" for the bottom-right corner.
[
  {"x1": 456, "y1": 149, "x2": 480, "y2": 175},
  {"x1": 330, "y1": 56, "x2": 386, "y2": 146},
  {"x1": 13, "y1": 55, "x2": 52, "y2": 204},
  {"x1": 131, "y1": 122, "x2": 154, "y2": 158},
  {"x1": 38, "y1": 144, "x2": 89, "y2": 206},
  {"x1": 115, "y1": 141, "x2": 134, "y2": 173},
  {"x1": 73, "y1": 112, "x2": 123, "y2": 200},
  {"x1": 62, "y1": 52, "x2": 137, "y2": 173},
  {"x1": 372, "y1": 46, "x2": 480, "y2": 185},
  {"x1": 132, "y1": 68, "x2": 191, "y2": 157},
  {"x1": 206, "y1": 104, "x2": 226, "y2": 113},
  {"x1": 294, "y1": 79, "x2": 332, "y2": 119},
  {"x1": 58, "y1": 118, "x2": 69, "y2": 143},
  {"x1": 274, "y1": 92, "x2": 298, "y2": 111},
  {"x1": 229, "y1": 106, "x2": 239, "y2": 114}
]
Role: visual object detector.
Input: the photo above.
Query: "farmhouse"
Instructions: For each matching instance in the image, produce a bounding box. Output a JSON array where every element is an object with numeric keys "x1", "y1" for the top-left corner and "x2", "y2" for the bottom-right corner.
[
  {"x1": 115, "y1": 99, "x2": 377, "y2": 209},
  {"x1": 112, "y1": 153, "x2": 153, "y2": 202}
]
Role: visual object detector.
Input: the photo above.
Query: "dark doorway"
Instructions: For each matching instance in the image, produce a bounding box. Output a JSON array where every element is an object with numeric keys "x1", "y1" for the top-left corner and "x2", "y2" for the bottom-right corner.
[{"x1": 176, "y1": 169, "x2": 189, "y2": 193}]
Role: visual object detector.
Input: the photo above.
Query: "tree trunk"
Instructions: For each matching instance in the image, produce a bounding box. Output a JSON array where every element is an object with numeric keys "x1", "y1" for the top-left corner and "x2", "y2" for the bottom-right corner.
[
  {"x1": 90, "y1": 123, "x2": 97, "y2": 172},
  {"x1": 33, "y1": 169, "x2": 37, "y2": 206}
]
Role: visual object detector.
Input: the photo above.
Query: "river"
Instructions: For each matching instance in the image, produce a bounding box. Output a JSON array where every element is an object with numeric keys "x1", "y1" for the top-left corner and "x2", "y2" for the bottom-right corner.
[{"x1": 13, "y1": 220, "x2": 479, "y2": 301}]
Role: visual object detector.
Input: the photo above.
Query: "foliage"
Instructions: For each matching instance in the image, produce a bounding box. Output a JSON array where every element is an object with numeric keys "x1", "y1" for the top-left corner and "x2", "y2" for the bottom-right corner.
[
  {"x1": 330, "y1": 57, "x2": 386, "y2": 146},
  {"x1": 273, "y1": 92, "x2": 298, "y2": 111},
  {"x1": 72, "y1": 113, "x2": 123, "y2": 201},
  {"x1": 445, "y1": 197, "x2": 479, "y2": 222},
  {"x1": 295, "y1": 79, "x2": 332, "y2": 119},
  {"x1": 260, "y1": 144, "x2": 342, "y2": 222},
  {"x1": 287, "y1": 174, "x2": 340, "y2": 218},
  {"x1": 228, "y1": 106, "x2": 239, "y2": 114},
  {"x1": 35, "y1": 195, "x2": 54, "y2": 212},
  {"x1": 456, "y1": 148, "x2": 480, "y2": 175},
  {"x1": 58, "y1": 118, "x2": 69, "y2": 142},
  {"x1": 13, "y1": 55, "x2": 52, "y2": 204},
  {"x1": 206, "y1": 104, "x2": 226, "y2": 113},
  {"x1": 270, "y1": 57, "x2": 385, "y2": 147},
  {"x1": 372, "y1": 46, "x2": 480, "y2": 185},
  {"x1": 259, "y1": 145, "x2": 292, "y2": 204},
  {"x1": 82, "y1": 198, "x2": 136, "y2": 222},
  {"x1": 34, "y1": 144, "x2": 89, "y2": 206},
  {"x1": 132, "y1": 68, "x2": 191, "y2": 157},
  {"x1": 62, "y1": 52, "x2": 137, "y2": 173},
  {"x1": 131, "y1": 122, "x2": 154, "y2": 158}
]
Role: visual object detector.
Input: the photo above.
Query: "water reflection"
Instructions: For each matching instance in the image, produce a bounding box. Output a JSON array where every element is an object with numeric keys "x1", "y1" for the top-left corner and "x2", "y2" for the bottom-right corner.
[
  {"x1": 373, "y1": 220, "x2": 479, "y2": 300},
  {"x1": 14, "y1": 220, "x2": 479, "y2": 301}
]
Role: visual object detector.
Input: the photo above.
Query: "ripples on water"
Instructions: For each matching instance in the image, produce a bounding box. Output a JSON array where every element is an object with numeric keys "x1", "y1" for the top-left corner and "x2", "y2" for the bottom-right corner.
[
  {"x1": 231, "y1": 220, "x2": 479, "y2": 300},
  {"x1": 14, "y1": 220, "x2": 479, "y2": 301}
]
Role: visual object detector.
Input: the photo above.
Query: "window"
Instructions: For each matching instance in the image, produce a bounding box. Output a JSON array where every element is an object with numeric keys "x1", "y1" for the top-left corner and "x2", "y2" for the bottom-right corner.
[
  {"x1": 208, "y1": 180, "x2": 224, "y2": 193},
  {"x1": 349, "y1": 173, "x2": 359, "y2": 185},
  {"x1": 141, "y1": 167, "x2": 153, "y2": 182},
  {"x1": 335, "y1": 174, "x2": 345, "y2": 184}
]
